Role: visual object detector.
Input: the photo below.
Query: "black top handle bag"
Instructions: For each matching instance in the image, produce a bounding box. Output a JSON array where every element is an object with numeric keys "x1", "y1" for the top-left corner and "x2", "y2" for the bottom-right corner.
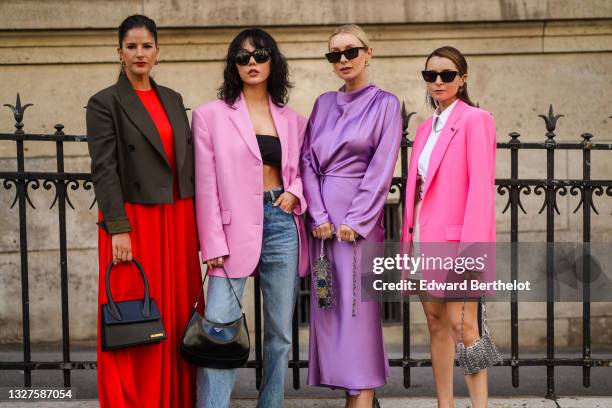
[
  {"x1": 101, "y1": 258, "x2": 166, "y2": 351},
  {"x1": 181, "y1": 267, "x2": 250, "y2": 369}
]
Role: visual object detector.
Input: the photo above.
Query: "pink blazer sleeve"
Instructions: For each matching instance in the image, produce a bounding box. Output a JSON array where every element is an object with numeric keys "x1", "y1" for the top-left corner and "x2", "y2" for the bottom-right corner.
[
  {"x1": 460, "y1": 109, "x2": 497, "y2": 244},
  {"x1": 284, "y1": 115, "x2": 308, "y2": 216},
  {"x1": 192, "y1": 109, "x2": 230, "y2": 262}
]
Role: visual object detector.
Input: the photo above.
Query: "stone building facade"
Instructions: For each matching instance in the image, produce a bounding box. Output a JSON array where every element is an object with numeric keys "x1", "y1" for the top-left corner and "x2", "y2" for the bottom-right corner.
[{"x1": 0, "y1": 0, "x2": 611, "y2": 346}]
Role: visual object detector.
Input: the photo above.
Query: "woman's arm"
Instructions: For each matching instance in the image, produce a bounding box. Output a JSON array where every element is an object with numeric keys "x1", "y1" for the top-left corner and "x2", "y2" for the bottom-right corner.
[
  {"x1": 192, "y1": 109, "x2": 230, "y2": 262},
  {"x1": 300, "y1": 99, "x2": 330, "y2": 228},
  {"x1": 460, "y1": 109, "x2": 497, "y2": 244},
  {"x1": 86, "y1": 94, "x2": 130, "y2": 234},
  {"x1": 342, "y1": 95, "x2": 402, "y2": 239},
  {"x1": 283, "y1": 115, "x2": 308, "y2": 215}
]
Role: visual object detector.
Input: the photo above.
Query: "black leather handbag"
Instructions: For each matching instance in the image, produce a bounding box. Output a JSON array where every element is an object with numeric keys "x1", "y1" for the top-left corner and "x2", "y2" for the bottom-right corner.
[
  {"x1": 101, "y1": 259, "x2": 166, "y2": 351},
  {"x1": 181, "y1": 268, "x2": 250, "y2": 369}
]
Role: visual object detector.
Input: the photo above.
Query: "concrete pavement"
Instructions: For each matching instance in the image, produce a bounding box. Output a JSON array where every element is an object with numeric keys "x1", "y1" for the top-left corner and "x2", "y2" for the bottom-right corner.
[{"x1": 0, "y1": 397, "x2": 611, "y2": 407}]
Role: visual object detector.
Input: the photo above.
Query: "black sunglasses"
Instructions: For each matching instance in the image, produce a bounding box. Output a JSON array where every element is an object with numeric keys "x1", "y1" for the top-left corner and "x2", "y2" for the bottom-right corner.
[
  {"x1": 325, "y1": 47, "x2": 368, "y2": 63},
  {"x1": 234, "y1": 48, "x2": 271, "y2": 66},
  {"x1": 421, "y1": 70, "x2": 460, "y2": 83}
]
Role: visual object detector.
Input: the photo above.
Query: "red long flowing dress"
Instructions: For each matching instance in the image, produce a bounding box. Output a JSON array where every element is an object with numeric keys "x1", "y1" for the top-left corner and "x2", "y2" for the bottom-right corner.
[{"x1": 96, "y1": 88, "x2": 201, "y2": 408}]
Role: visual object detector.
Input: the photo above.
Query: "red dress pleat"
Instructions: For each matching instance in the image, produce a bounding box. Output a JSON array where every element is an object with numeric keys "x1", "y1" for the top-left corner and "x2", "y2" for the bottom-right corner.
[{"x1": 96, "y1": 89, "x2": 200, "y2": 408}]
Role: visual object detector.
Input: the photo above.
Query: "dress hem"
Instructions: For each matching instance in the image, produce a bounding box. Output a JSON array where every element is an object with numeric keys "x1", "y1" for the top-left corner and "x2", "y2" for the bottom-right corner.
[{"x1": 307, "y1": 375, "x2": 388, "y2": 392}]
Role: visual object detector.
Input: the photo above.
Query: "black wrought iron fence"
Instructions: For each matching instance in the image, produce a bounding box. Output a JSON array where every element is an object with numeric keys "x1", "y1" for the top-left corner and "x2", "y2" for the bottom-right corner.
[{"x1": 1, "y1": 94, "x2": 611, "y2": 399}]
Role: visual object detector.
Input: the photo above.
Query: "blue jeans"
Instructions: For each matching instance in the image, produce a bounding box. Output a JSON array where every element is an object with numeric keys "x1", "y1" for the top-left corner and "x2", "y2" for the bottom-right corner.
[{"x1": 197, "y1": 196, "x2": 299, "y2": 408}]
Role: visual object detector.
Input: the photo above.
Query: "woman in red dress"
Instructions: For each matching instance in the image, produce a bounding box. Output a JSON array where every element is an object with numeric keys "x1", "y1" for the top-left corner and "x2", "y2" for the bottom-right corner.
[{"x1": 86, "y1": 15, "x2": 200, "y2": 408}]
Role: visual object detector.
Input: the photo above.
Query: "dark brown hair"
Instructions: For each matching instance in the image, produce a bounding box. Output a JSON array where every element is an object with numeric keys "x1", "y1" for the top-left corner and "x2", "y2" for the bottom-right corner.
[
  {"x1": 118, "y1": 15, "x2": 157, "y2": 48},
  {"x1": 117, "y1": 15, "x2": 158, "y2": 79},
  {"x1": 424, "y1": 46, "x2": 475, "y2": 110}
]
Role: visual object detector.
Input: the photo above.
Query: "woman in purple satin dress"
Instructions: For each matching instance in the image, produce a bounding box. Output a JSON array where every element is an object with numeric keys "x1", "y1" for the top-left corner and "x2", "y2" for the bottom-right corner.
[{"x1": 301, "y1": 24, "x2": 402, "y2": 407}]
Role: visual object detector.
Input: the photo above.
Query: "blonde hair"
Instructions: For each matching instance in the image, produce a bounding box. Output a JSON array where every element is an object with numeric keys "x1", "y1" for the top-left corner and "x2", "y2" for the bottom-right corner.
[{"x1": 328, "y1": 24, "x2": 370, "y2": 49}]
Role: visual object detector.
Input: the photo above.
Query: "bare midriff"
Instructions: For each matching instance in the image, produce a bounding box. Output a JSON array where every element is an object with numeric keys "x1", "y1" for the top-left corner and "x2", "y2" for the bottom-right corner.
[{"x1": 263, "y1": 164, "x2": 283, "y2": 191}]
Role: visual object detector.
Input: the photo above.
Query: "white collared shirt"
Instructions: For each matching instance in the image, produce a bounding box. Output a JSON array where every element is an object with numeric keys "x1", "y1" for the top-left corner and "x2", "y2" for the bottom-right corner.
[{"x1": 417, "y1": 99, "x2": 459, "y2": 190}]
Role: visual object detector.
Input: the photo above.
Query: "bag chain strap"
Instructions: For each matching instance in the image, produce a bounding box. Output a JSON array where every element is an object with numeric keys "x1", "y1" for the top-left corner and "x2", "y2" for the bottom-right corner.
[
  {"x1": 460, "y1": 294, "x2": 490, "y2": 344},
  {"x1": 352, "y1": 240, "x2": 358, "y2": 317}
]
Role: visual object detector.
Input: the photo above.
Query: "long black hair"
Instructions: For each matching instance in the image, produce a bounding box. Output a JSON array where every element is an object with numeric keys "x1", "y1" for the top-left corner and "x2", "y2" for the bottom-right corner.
[
  {"x1": 218, "y1": 28, "x2": 292, "y2": 107},
  {"x1": 118, "y1": 14, "x2": 158, "y2": 47}
]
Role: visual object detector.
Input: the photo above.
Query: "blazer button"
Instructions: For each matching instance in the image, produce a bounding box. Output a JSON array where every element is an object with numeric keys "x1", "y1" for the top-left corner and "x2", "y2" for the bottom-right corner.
[
  {"x1": 128, "y1": 144, "x2": 136, "y2": 152},
  {"x1": 134, "y1": 181, "x2": 141, "y2": 190},
  {"x1": 409, "y1": 227, "x2": 414, "y2": 233}
]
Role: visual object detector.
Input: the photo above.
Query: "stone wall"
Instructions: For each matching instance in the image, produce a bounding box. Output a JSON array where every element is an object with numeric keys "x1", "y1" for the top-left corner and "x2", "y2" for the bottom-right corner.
[{"x1": 0, "y1": 0, "x2": 611, "y2": 345}]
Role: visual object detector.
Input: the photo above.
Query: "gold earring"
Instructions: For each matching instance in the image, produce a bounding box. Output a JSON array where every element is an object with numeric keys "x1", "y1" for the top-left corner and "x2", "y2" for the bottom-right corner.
[
  {"x1": 155, "y1": 59, "x2": 159, "y2": 65},
  {"x1": 120, "y1": 60, "x2": 126, "y2": 68},
  {"x1": 365, "y1": 60, "x2": 371, "y2": 67}
]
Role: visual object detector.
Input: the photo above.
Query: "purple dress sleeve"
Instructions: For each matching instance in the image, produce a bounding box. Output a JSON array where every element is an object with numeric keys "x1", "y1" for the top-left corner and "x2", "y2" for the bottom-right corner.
[
  {"x1": 342, "y1": 95, "x2": 402, "y2": 238},
  {"x1": 301, "y1": 97, "x2": 330, "y2": 228}
]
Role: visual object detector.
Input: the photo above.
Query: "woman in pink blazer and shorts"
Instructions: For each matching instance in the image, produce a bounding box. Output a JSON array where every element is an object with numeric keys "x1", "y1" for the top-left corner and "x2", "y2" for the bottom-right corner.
[
  {"x1": 401, "y1": 46, "x2": 497, "y2": 408},
  {"x1": 192, "y1": 28, "x2": 308, "y2": 408}
]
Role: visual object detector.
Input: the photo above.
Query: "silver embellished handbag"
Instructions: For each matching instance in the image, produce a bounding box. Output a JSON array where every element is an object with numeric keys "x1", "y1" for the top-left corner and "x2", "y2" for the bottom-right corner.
[
  {"x1": 313, "y1": 239, "x2": 334, "y2": 309},
  {"x1": 456, "y1": 298, "x2": 503, "y2": 375}
]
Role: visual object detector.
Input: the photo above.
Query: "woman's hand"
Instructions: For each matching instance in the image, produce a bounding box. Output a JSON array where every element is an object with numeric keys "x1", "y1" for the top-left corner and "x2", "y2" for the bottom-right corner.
[
  {"x1": 206, "y1": 256, "x2": 225, "y2": 269},
  {"x1": 273, "y1": 192, "x2": 299, "y2": 214},
  {"x1": 111, "y1": 233, "x2": 132, "y2": 264},
  {"x1": 312, "y1": 222, "x2": 334, "y2": 240},
  {"x1": 337, "y1": 224, "x2": 358, "y2": 242}
]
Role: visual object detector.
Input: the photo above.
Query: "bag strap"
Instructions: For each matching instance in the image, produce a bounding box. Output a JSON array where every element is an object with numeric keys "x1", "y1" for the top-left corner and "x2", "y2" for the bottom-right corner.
[
  {"x1": 319, "y1": 238, "x2": 326, "y2": 259},
  {"x1": 352, "y1": 239, "x2": 358, "y2": 317},
  {"x1": 192, "y1": 265, "x2": 244, "y2": 314},
  {"x1": 460, "y1": 295, "x2": 491, "y2": 344},
  {"x1": 480, "y1": 298, "x2": 491, "y2": 335},
  {"x1": 105, "y1": 258, "x2": 151, "y2": 321}
]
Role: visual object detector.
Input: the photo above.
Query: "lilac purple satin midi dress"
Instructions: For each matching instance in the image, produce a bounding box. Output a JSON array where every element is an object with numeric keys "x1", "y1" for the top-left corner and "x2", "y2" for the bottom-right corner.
[{"x1": 301, "y1": 84, "x2": 402, "y2": 393}]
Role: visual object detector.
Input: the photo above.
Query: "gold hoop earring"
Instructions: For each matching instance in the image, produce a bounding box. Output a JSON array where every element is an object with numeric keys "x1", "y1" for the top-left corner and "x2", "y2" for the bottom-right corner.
[
  {"x1": 120, "y1": 60, "x2": 126, "y2": 68},
  {"x1": 155, "y1": 59, "x2": 159, "y2": 65},
  {"x1": 365, "y1": 60, "x2": 371, "y2": 67}
]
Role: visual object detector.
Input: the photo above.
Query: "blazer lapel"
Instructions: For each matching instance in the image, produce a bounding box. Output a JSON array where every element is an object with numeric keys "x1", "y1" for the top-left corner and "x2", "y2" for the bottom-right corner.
[
  {"x1": 229, "y1": 95, "x2": 262, "y2": 162},
  {"x1": 116, "y1": 75, "x2": 170, "y2": 167},
  {"x1": 152, "y1": 80, "x2": 187, "y2": 172},
  {"x1": 422, "y1": 100, "x2": 468, "y2": 197},
  {"x1": 404, "y1": 120, "x2": 431, "y2": 218},
  {"x1": 270, "y1": 99, "x2": 289, "y2": 175}
]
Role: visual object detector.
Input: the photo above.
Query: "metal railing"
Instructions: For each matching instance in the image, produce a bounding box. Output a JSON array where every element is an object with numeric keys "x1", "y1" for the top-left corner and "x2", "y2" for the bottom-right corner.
[{"x1": 1, "y1": 94, "x2": 611, "y2": 399}]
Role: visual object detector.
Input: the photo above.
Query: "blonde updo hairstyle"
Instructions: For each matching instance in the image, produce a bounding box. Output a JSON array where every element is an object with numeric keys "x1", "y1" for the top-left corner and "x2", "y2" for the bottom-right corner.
[{"x1": 328, "y1": 24, "x2": 370, "y2": 50}]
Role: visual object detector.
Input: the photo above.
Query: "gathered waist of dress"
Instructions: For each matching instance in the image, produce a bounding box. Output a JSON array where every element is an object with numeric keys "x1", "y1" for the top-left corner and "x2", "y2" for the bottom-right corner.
[{"x1": 314, "y1": 169, "x2": 365, "y2": 179}]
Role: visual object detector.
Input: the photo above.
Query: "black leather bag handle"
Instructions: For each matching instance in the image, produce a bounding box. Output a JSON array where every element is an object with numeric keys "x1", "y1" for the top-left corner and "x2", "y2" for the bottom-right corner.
[
  {"x1": 192, "y1": 266, "x2": 244, "y2": 314},
  {"x1": 105, "y1": 258, "x2": 151, "y2": 321}
]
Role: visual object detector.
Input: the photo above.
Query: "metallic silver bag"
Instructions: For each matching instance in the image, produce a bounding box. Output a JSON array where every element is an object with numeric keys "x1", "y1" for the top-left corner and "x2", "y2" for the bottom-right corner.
[{"x1": 456, "y1": 298, "x2": 503, "y2": 375}]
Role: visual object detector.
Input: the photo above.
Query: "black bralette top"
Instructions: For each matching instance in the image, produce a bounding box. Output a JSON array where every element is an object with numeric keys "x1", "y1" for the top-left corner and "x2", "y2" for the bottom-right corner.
[{"x1": 256, "y1": 135, "x2": 282, "y2": 168}]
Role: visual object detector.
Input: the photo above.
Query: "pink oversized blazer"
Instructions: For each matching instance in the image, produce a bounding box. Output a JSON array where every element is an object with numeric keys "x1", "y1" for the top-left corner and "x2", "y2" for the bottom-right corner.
[
  {"x1": 192, "y1": 95, "x2": 309, "y2": 279},
  {"x1": 401, "y1": 99, "x2": 496, "y2": 248}
]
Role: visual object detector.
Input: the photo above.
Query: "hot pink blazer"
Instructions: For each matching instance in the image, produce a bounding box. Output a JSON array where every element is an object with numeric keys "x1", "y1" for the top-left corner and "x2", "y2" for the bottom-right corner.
[
  {"x1": 401, "y1": 99, "x2": 496, "y2": 247},
  {"x1": 192, "y1": 95, "x2": 309, "y2": 278}
]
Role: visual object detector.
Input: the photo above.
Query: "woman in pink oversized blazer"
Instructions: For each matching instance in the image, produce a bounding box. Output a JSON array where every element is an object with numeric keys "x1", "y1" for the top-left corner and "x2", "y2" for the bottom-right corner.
[
  {"x1": 192, "y1": 28, "x2": 307, "y2": 408},
  {"x1": 400, "y1": 46, "x2": 496, "y2": 408}
]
